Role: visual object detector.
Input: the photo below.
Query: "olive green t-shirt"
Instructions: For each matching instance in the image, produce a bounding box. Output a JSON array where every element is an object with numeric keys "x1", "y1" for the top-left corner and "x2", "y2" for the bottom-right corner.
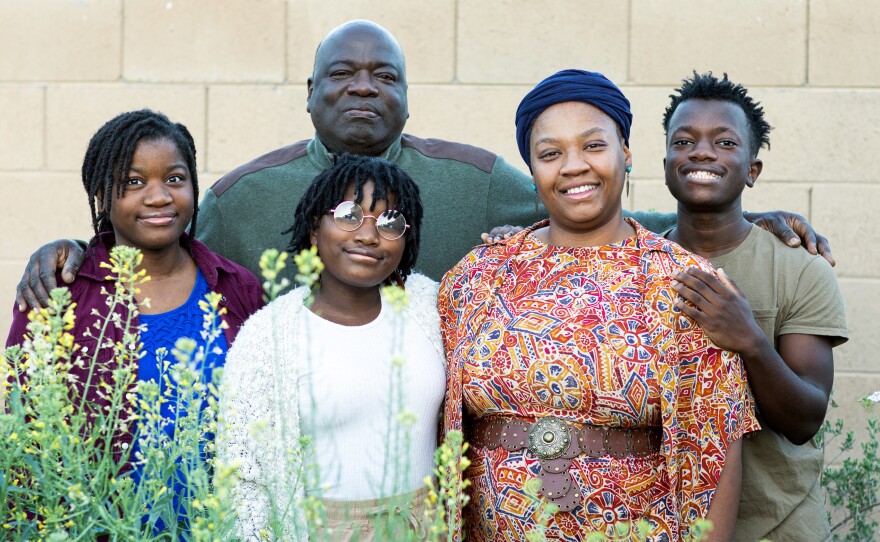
[{"x1": 708, "y1": 225, "x2": 848, "y2": 542}]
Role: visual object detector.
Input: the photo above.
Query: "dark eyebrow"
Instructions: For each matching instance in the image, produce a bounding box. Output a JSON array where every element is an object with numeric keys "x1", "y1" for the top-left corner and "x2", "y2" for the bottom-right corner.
[
  {"x1": 672, "y1": 125, "x2": 737, "y2": 137},
  {"x1": 534, "y1": 127, "x2": 608, "y2": 147},
  {"x1": 128, "y1": 163, "x2": 188, "y2": 174}
]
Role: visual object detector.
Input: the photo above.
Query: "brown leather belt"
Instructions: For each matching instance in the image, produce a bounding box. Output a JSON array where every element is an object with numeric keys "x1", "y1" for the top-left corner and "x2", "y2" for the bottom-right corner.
[{"x1": 469, "y1": 416, "x2": 662, "y2": 511}]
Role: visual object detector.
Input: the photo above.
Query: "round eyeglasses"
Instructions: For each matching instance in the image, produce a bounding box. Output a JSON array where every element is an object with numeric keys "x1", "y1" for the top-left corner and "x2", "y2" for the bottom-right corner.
[{"x1": 329, "y1": 201, "x2": 409, "y2": 241}]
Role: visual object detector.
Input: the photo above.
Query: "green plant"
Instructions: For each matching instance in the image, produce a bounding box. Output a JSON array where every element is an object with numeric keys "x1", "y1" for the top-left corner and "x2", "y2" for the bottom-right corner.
[
  {"x1": 0, "y1": 245, "x2": 236, "y2": 541},
  {"x1": 819, "y1": 392, "x2": 880, "y2": 541}
]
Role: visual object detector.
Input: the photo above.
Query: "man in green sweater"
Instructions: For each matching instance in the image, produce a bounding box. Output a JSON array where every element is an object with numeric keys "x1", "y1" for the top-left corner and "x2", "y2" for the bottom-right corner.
[{"x1": 15, "y1": 21, "x2": 831, "y2": 307}]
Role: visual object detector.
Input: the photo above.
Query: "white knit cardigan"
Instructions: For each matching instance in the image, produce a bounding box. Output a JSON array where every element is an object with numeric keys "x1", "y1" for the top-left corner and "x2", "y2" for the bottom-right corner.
[{"x1": 217, "y1": 274, "x2": 443, "y2": 541}]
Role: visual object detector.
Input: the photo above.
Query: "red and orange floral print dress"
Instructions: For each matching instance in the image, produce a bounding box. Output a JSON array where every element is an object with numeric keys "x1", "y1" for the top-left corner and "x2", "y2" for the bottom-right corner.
[{"x1": 439, "y1": 220, "x2": 759, "y2": 541}]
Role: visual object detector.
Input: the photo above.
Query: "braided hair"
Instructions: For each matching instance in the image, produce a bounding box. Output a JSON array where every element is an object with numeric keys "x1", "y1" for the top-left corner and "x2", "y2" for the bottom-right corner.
[
  {"x1": 82, "y1": 109, "x2": 199, "y2": 242},
  {"x1": 663, "y1": 71, "x2": 772, "y2": 158},
  {"x1": 286, "y1": 153, "x2": 423, "y2": 281}
]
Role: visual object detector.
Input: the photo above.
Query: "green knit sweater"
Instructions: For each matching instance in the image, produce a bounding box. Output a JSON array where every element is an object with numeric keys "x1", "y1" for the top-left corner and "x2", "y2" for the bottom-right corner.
[{"x1": 198, "y1": 134, "x2": 674, "y2": 282}]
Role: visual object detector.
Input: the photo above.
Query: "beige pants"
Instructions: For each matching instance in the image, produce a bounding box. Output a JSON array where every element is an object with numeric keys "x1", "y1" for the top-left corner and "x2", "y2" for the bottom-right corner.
[{"x1": 314, "y1": 486, "x2": 430, "y2": 542}]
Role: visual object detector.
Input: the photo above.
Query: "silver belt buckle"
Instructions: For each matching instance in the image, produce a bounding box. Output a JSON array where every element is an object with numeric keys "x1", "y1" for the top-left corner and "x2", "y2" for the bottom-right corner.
[{"x1": 528, "y1": 416, "x2": 571, "y2": 460}]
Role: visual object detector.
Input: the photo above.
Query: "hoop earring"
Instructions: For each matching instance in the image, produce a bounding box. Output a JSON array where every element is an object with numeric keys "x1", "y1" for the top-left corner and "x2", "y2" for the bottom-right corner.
[{"x1": 625, "y1": 165, "x2": 632, "y2": 198}]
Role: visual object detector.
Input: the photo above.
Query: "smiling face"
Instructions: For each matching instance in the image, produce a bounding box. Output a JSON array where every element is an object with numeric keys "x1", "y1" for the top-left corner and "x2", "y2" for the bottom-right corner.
[
  {"x1": 310, "y1": 181, "x2": 405, "y2": 293},
  {"x1": 664, "y1": 99, "x2": 763, "y2": 212},
  {"x1": 529, "y1": 101, "x2": 632, "y2": 245},
  {"x1": 108, "y1": 137, "x2": 194, "y2": 253},
  {"x1": 307, "y1": 22, "x2": 409, "y2": 156}
]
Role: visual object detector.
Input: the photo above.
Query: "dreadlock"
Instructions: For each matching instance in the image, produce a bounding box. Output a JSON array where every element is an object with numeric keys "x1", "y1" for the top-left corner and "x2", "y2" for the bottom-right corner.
[
  {"x1": 81, "y1": 109, "x2": 199, "y2": 244},
  {"x1": 663, "y1": 71, "x2": 772, "y2": 157},
  {"x1": 285, "y1": 153, "x2": 423, "y2": 281}
]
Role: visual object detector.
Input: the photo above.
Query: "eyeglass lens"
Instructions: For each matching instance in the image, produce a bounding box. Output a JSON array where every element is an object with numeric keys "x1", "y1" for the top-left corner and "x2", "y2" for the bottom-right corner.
[{"x1": 332, "y1": 201, "x2": 407, "y2": 240}]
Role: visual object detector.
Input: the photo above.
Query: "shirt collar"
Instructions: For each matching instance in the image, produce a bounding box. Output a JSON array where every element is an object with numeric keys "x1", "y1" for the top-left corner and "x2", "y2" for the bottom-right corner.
[
  {"x1": 79, "y1": 231, "x2": 234, "y2": 290},
  {"x1": 307, "y1": 133, "x2": 403, "y2": 169}
]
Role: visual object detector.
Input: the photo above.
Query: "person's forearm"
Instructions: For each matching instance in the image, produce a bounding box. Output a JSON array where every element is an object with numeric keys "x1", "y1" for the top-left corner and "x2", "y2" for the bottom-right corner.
[
  {"x1": 738, "y1": 338, "x2": 828, "y2": 444},
  {"x1": 704, "y1": 437, "x2": 742, "y2": 542}
]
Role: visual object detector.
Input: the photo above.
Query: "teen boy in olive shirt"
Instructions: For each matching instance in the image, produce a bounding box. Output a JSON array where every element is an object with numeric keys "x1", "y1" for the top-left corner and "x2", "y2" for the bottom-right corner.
[{"x1": 663, "y1": 72, "x2": 847, "y2": 541}]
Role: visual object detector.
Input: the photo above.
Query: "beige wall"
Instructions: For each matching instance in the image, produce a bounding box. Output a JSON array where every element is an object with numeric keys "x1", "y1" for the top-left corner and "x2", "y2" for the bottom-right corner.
[{"x1": 2, "y1": 0, "x2": 878, "y2": 436}]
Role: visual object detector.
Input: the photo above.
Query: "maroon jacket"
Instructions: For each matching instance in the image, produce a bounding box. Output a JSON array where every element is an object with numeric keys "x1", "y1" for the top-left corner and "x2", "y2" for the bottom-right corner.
[{"x1": 5, "y1": 232, "x2": 265, "y2": 454}]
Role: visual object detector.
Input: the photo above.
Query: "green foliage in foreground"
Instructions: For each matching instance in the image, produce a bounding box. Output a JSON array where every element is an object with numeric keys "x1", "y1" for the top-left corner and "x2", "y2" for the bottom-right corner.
[
  {"x1": 0, "y1": 245, "x2": 235, "y2": 540},
  {"x1": 820, "y1": 395, "x2": 880, "y2": 541}
]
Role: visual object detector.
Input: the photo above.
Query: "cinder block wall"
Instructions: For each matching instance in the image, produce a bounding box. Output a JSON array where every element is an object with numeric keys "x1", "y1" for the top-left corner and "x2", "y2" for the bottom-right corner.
[{"x1": 2, "y1": 0, "x2": 878, "y2": 437}]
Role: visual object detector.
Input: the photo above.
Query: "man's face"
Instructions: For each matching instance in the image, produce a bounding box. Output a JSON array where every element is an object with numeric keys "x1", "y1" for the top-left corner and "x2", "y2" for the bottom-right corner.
[
  {"x1": 307, "y1": 25, "x2": 409, "y2": 156},
  {"x1": 664, "y1": 99, "x2": 762, "y2": 212}
]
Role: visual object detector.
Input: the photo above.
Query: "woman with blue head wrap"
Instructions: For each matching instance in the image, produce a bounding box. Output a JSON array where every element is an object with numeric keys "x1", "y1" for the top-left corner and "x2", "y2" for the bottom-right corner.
[{"x1": 439, "y1": 69, "x2": 758, "y2": 541}]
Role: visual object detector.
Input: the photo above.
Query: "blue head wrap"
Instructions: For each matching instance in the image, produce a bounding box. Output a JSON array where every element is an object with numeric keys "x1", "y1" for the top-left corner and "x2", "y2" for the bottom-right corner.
[{"x1": 515, "y1": 69, "x2": 632, "y2": 169}]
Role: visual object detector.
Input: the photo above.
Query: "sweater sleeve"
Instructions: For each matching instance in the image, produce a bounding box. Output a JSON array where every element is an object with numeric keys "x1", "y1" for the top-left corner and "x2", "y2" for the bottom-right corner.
[
  {"x1": 196, "y1": 188, "x2": 228, "y2": 258},
  {"x1": 218, "y1": 311, "x2": 274, "y2": 541},
  {"x1": 5, "y1": 304, "x2": 31, "y2": 349},
  {"x1": 218, "y1": 299, "x2": 310, "y2": 541},
  {"x1": 484, "y1": 156, "x2": 547, "y2": 231},
  {"x1": 625, "y1": 210, "x2": 678, "y2": 233}
]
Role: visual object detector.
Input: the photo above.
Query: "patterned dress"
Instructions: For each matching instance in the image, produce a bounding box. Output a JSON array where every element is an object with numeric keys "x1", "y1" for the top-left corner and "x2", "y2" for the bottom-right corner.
[{"x1": 439, "y1": 220, "x2": 759, "y2": 541}]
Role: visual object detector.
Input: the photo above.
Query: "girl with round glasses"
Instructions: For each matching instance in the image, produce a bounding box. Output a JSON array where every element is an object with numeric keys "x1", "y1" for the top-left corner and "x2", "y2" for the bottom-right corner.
[{"x1": 219, "y1": 153, "x2": 444, "y2": 541}]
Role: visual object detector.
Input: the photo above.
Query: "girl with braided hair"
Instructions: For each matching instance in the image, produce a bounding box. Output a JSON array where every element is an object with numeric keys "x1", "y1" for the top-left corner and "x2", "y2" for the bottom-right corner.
[
  {"x1": 5, "y1": 108, "x2": 264, "y2": 518},
  {"x1": 218, "y1": 153, "x2": 444, "y2": 541}
]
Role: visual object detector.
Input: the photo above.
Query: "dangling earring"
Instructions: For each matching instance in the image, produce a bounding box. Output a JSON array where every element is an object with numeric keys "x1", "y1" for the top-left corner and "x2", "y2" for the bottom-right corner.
[
  {"x1": 533, "y1": 183, "x2": 539, "y2": 214},
  {"x1": 625, "y1": 165, "x2": 632, "y2": 197}
]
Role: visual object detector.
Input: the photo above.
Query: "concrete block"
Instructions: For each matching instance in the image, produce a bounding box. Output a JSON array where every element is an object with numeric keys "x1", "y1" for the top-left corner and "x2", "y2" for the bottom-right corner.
[
  {"x1": 0, "y1": 173, "x2": 94, "y2": 260},
  {"x1": 835, "y1": 278, "x2": 880, "y2": 373},
  {"x1": 812, "y1": 184, "x2": 880, "y2": 278},
  {"x1": 0, "y1": 86, "x2": 44, "y2": 170},
  {"x1": 405, "y1": 84, "x2": 530, "y2": 173},
  {"x1": 124, "y1": 0, "x2": 286, "y2": 83},
  {"x1": 0, "y1": 0, "x2": 121, "y2": 82},
  {"x1": 46, "y1": 85, "x2": 206, "y2": 172},
  {"x1": 741, "y1": 182, "x2": 811, "y2": 216},
  {"x1": 809, "y1": 0, "x2": 880, "y2": 86},
  {"x1": 286, "y1": 0, "x2": 455, "y2": 84},
  {"x1": 199, "y1": 172, "x2": 222, "y2": 197},
  {"x1": 751, "y1": 88, "x2": 880, "y2": 182},
  {"x1": 626, "y1": 86, "x2": 679, "y2": 179},
  {"x1": 630, "y1": 179, "x2": 677, "y2": 215},
  {"x1": 0, "y1": 261, "x2": 27, "y2": 340},
  {"x1": 206, "y1": 85, "x2": 312, "y2": 175},
  {"x1": 630, "y1": 0, "x2": 807, "y2": 86},
  {"x1": 457, "y1": 0, "x2": 629, "y2": 84}
]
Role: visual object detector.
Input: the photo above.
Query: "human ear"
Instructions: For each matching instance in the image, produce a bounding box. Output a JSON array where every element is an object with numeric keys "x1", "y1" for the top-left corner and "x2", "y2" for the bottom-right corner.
[
  {"x1": 747, "y1": 159, "x2": 763, "y2": 188},
  {"x1": 306, "y1": 78, "x2": 314, "y2": 112}
]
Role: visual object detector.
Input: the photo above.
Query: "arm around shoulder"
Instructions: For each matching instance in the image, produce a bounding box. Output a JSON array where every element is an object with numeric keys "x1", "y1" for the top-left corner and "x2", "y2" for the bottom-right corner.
[
  {"x1": 625, "y1": 210, "x2": 676, "y2": 234},
  {"x1": 195, "y1": 189, "x2": 226, "y2": 256},
  {"x1": 486, "y1": 156, "x2": 546, "y2": 230}
]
